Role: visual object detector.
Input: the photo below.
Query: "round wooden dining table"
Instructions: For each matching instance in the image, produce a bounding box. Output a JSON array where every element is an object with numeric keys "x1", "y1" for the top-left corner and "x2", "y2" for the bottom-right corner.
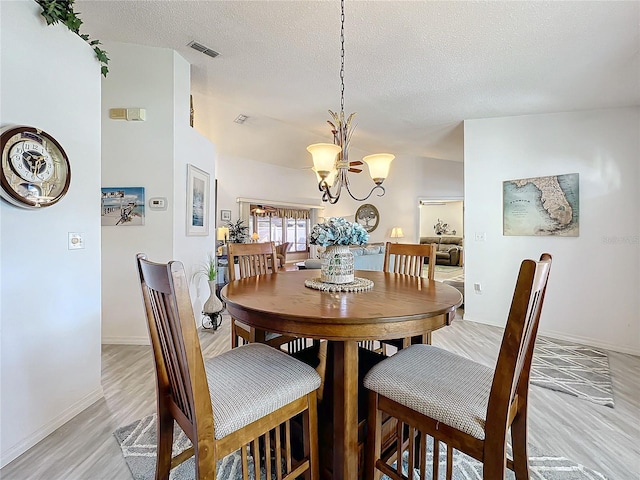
[{"x1": 221, "y1": 269, "x2": 462, "y2": 479}]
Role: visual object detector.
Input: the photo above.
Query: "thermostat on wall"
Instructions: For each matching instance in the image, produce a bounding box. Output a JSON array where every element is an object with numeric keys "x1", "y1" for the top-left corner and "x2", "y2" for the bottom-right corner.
[{"x1": 149, "y1": 197, "x2": 168, "y2": 211}]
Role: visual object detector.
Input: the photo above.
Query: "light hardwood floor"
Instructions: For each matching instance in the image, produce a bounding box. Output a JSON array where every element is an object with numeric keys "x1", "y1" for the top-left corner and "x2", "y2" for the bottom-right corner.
[{"x1": 1, "y1": 313, "x2": 638, "y2": 479}]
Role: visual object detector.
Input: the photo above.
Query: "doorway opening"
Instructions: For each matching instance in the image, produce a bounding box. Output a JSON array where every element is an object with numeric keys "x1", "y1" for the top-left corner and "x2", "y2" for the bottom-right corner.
[{"x1": 417, "y1": 197, "x2": 464, "y2": 301}]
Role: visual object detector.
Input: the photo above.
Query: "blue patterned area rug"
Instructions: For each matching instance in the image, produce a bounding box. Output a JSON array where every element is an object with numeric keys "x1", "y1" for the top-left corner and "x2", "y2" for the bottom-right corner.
[
  {"x1": 115, "y1": 415, "x2": 608, "y2": 479},
  {"x1": 531, "y1": 337, "x2": 615, "y2": 408},
  {"x1": 114, "y1": 414, "x2": 252, "y2": 479},
  {"x1": 382, "y1": 441, "x2": 607, "y2": 480},
  {"x1": 390, "y1": 440, "x2": 608, "y2": 480}
]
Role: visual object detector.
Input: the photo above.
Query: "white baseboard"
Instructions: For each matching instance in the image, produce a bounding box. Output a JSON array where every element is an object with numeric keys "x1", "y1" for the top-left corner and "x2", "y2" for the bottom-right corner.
[
  {"x1": 0, "y1": 387, "x2": 104, "y2": 468},
  {"x1": 102, "y1": 336, "x2": 150, "y2": 345},
  {"x1": 461, "y1": 314, "x2": 504, "y2": 328},
  {"x1": 462, "y1": 315, "x2": 640, "y2": 357}
]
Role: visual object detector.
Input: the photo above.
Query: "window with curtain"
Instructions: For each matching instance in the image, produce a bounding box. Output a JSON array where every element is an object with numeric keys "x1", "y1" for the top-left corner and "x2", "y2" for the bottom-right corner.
[{"x1": 249, "y1": 204, "x2": 310, "y2": 253}]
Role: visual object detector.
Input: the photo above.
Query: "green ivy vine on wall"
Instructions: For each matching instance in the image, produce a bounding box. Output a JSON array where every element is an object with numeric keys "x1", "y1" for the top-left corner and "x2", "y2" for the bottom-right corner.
[{"x1": 35, "y1": 0, "x2": 109, "y2": 77}]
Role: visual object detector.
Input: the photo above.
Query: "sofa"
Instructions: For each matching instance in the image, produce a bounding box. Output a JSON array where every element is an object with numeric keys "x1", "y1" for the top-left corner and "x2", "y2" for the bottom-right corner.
[
  {"x1": 304, "y1": 242, "x2": 385, "y2": 271},
  {"x1": 420, "y1": 236, "x2": 463, "y2": 266},
  {"x1": 349, "y1": 243, "x2": 385, "y2": 271}
]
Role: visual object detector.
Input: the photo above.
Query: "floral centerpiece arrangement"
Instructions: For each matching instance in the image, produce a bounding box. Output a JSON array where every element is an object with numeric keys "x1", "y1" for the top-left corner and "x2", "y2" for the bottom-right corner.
[
  {"x1": 310, "y1": 217, "x2": 369, "y2": 284},
  {"x1": 309, "y1": 217, "x2": 369, "y2": 247}
]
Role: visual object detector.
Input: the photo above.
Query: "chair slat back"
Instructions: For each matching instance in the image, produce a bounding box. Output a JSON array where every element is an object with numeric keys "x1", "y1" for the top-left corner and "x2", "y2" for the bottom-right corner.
[
  {"x1": 228, "y1": 242, "x2": 278, "y2": 281},
  {"x1": 383, "y1": 242, "x2": 437, "y2": 279},
  {"x1": 486, "y1": 254, "x2": 552, "y2": 429},
  {"x1": 136, "y1": 254, "x2": 213, "y2": 432}
]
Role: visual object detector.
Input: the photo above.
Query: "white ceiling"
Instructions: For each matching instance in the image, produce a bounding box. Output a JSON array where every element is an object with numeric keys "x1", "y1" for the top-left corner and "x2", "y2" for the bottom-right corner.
[{"x1": 77, "y1": 1, "x2": 639, "y2": 168}]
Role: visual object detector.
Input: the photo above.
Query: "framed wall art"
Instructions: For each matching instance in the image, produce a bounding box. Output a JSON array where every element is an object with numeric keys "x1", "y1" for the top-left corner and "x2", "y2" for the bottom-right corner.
[
  {"x1": 220, "y1": 209, "x2": 231, "y2": 222},
  {"x1": 101, "y1": 187, "x2": 145, "y2": 226},
  {"x1": 503, "y1": 173, "x2": 579, "y2": 236},
  {"x1": 186, "y1": 164, "x2": 210, "y2": 236},
  {"x1": 355, "y1": 203, "x2": 380, "y2": 233}
]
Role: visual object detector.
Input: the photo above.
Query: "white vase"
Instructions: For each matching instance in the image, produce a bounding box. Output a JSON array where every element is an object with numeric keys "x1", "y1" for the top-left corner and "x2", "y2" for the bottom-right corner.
[
  {"x1": 320, "y1": 245, "x2": 355, "y2": 284},
  {"x1": 203, "y1": 280, "x2": 223, "y2": 314}
]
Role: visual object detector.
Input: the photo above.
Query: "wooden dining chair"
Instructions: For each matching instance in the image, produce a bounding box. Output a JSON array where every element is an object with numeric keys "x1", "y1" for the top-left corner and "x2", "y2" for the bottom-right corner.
[
  {"x1": 383, "y1": 242, "x2": 437, "y2": 280},
  {"x1": 364, "y1": 253, "x2": 552, "y2": 480},
  {"x1": 378, "y1": 242, "x2": 438, "y2": 354},
  {"x1": 228, "y1": 242, "x2": 304, "y2": 353},
  {"x1": 136, "y1": 253, "x2": 320, "y2": 480}
]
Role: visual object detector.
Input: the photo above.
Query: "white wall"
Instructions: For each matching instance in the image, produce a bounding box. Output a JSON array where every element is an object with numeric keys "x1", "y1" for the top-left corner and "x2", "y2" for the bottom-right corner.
[
  {"x1": 215, "y1": 154, "x2": 322, "y2": 221},
  {"x1": 172, "y1": 52, "x2": 218, "y2": 316},
  {"x1": 101, "y1": 42, "x2": 175, "y2": 344},
  {"x1": 101, "y1": 43, "x2": 216, "y2": 344},
  {"x1": 0, "y1": 1, "x2": 102, "y2": 466},
  {"x1": 464, "y1": 107, "x2": 639, "y2": 355}
]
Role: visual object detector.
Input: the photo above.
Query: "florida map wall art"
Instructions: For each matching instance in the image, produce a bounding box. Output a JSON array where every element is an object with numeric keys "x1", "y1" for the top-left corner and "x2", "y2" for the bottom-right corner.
[{"x1": 503, "y1": 173, "x2": 579, "y2": 236}]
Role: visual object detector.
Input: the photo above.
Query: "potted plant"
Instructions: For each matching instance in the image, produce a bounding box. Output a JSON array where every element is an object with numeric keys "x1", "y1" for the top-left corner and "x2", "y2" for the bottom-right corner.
[
  {"x1": 192, "y1": 254, "x2": 223, "y2": 330},
  {"x1": 36, "y1": 0, "x2": 110, "y2": 76},
  {"x1": 193, "y1": 253, "x2": 217, "y2": 283},
  {"x1": 227, "y1": 219, "x2": 249, "y2": 243}
]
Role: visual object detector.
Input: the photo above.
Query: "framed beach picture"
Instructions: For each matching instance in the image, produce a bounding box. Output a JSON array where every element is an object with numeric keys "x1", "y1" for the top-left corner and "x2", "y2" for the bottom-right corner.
[
  {"x1": 186, "y1": 164, "x2": 210, "y2": 236},
  {"x1": 101, "y1": 187, "x2": 145, "y2": 226}
]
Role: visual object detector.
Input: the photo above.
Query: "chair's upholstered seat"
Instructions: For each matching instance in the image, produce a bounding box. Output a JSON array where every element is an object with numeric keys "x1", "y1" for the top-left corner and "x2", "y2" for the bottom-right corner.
[
  {"x1": 205, "y1": 343, "x2": 321, "y2": 439},
  {"x1": 234, "y1": 320, "x2": 282, "y2": 341},
  {"x1": 363, "y1": 344, "x2": 493, "y2": 440}
]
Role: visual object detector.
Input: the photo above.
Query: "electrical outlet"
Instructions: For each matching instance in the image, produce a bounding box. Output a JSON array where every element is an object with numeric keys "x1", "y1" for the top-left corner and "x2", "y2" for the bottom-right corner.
[
  {"x1": 474, "y1": 282, "x2": 482, "y2": 295},
  {"x1": 475, "y1": 232, "x2": 486, "y2": 242}
]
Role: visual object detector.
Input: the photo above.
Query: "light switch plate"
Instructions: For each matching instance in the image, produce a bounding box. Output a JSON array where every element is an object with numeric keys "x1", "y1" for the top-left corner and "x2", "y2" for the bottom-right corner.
[{"x1": 68, "y1": 232, "x2": 85, "y2": 250}]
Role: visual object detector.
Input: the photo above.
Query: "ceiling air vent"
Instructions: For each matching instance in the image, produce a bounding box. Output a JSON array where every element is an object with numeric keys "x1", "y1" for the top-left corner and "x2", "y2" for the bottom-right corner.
[
  {"x1": 188, "y1": 41, "x2": 220, "y2": 59},
  {"x1": 234, "y1": 114, "x2": 248, "y2": 124}
]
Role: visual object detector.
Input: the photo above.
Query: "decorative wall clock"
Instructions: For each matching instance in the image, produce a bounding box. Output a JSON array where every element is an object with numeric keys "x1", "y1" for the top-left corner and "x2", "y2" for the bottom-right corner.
[{"x1": 0, "y1": 125, "x2": 71, "y2": 209}]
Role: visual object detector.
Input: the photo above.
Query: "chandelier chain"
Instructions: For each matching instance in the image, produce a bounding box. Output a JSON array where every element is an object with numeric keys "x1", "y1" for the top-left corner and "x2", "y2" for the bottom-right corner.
[
  {"x1": 307, "y1": 0, "x2": 393, "y2": 203},
  {"x1": 340, "y1": 0, "x2": 345, "y2": 117}
]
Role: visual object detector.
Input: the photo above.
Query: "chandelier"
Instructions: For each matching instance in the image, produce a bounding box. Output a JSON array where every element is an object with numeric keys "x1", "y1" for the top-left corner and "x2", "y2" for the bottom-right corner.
[{"x1": 307, "y1": 0, "x2": 394, "y2": 204}]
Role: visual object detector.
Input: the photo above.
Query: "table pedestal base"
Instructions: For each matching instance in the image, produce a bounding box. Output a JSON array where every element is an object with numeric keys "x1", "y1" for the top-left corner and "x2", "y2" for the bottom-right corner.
[{"x1": 302, "y1": 342, "x2": 388, "y2": 479}]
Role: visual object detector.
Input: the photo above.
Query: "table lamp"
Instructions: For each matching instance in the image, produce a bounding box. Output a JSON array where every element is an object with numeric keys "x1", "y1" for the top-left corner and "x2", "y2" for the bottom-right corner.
[
  {"x1": 216, "y1": 227, "x2": 229, "y2": 255},
  {"x1": 217, "y1": 227, "x2": 229, "y2": 243},
  {"x1": 390, "y1": 227, "x2": 404, "y2": 243}
]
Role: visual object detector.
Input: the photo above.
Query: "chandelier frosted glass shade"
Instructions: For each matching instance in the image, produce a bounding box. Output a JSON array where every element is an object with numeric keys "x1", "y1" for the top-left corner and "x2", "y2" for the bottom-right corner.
[
  {"x1": 308, "y1": 144, "x2": 395, "y2": 186},
  {"x1": 313, "y1": 166, "x2": 337, "y2": 186},
  {"x1": 307, "y1": 140, "x2": 394, "y2": 203},
  {"x1": 363, "y1": 153, "x2": 395, "y2": 184},
  {"x1": 307, "y1": 143, "x2": 342, "y2": 176}
]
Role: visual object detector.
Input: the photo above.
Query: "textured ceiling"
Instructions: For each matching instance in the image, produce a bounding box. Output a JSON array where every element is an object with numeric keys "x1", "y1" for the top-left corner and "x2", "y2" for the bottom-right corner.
[{"x1": 77, "y1": 0, "x2": 639, "y2": 167}]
